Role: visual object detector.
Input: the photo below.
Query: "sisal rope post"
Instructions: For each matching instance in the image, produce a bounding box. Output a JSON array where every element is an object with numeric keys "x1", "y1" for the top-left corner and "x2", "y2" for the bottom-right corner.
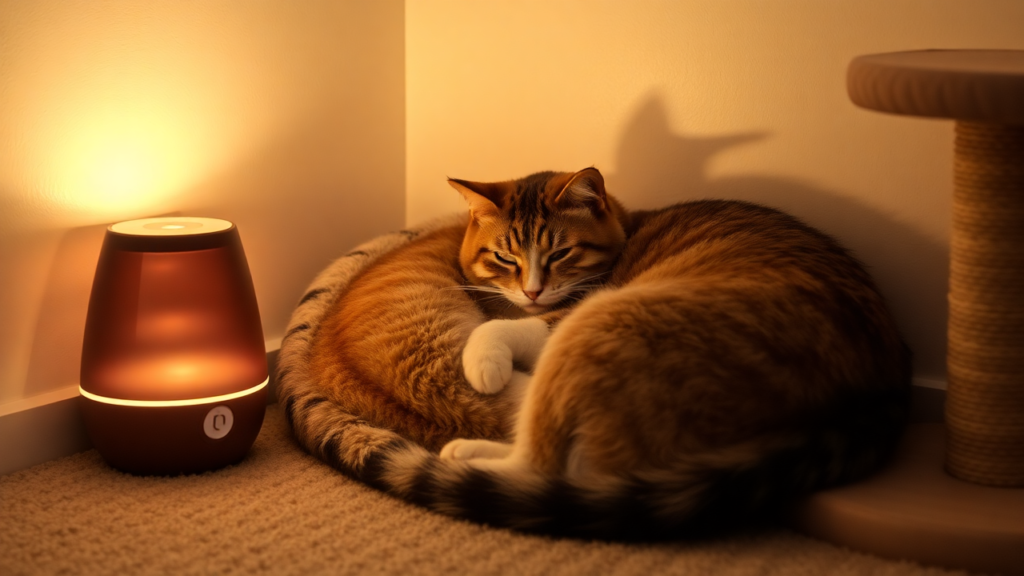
[{"x1": 945, "y1": 121, "x2": 1024, "y2": 486}]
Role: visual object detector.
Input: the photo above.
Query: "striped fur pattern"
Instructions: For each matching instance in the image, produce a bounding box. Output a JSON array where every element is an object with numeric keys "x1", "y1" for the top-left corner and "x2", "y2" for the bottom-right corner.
[{"x1": 279, "y1": 168, "x2": 911, "y2": 539}]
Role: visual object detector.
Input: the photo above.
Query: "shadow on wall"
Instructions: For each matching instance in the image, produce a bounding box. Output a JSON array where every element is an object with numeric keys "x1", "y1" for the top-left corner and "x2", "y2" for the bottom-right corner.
[
  {"x1": 22, "y1": 224, "x2": 107, "y2": 398},
  {"x1": 604, "y1": 95, "x2": 948, "y2": 381}
]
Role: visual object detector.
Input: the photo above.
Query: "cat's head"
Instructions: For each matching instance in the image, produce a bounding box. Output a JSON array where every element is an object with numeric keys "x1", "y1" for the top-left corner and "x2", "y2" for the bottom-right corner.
[{"x1": 449, "y1": 167, "x2": 627, "y2": 313}]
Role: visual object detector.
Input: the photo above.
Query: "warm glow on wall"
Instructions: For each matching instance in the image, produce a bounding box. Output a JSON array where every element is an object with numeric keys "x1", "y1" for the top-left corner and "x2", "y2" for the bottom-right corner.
[
  {"x1": 48, "y1": 103, "x2": 193, "y2": 217},
  {"x1": 0, "y1": 2, "x2": 306, "y2": 226}
]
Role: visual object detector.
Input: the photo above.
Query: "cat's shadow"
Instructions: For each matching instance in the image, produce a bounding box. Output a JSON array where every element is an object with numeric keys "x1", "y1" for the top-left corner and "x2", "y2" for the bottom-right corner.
[{"x1": 604, "y1": 95, "x2": 948, "y2": 382}]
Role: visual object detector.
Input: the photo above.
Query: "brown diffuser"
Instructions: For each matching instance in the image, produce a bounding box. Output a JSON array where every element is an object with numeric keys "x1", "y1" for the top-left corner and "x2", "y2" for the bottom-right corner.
[{"x1": 80, "y1": 217, "x2": 268, "y2": 475}]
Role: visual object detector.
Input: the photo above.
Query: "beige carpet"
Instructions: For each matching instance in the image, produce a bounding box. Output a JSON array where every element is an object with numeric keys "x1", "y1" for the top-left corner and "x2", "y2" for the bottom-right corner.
[{"x1": 1, "y1": 405, "x2": 970, "y2": 576}]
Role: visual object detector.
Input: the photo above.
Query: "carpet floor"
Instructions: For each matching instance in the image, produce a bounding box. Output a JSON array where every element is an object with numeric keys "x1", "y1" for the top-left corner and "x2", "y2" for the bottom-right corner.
[{"x1": 1, "y1": 404, "x2": 970, "y2": 576}]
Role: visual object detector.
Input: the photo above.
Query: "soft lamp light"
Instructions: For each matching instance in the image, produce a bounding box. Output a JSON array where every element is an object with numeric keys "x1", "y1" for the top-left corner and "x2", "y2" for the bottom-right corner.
[{"x1": 80, "y1": 217, "x2": 268, "y2": 475}]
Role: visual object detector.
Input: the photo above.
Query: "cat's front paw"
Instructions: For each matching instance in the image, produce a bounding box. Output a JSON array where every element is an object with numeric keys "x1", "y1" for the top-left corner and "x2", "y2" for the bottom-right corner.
[
  {"x1": 463, "y1": 324, "x2": 514, "y2": 394},
  {"x1": 440, "y1": 438, "x2": 513, "y2": 461}
]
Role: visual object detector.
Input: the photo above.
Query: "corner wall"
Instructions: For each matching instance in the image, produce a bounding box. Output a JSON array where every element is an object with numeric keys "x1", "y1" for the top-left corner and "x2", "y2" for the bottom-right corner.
[{"x1": 406, "y1": 0, "x2": 1024, "y2": 385}]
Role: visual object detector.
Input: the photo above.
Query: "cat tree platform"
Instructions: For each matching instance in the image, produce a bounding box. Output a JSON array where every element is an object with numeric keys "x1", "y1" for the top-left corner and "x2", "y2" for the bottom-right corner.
[
  {"x1": 794, "y1": 424, "x2": 1024, "y2": 574},
  {"x1": 793, "y1": 50, "x2": 1024, "y2": 575}
]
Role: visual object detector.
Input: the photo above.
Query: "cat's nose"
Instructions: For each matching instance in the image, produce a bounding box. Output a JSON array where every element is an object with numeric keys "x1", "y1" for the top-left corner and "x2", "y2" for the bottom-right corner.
[{"x1": 524, "y1": 290, "x2": 542, "y2": 301}]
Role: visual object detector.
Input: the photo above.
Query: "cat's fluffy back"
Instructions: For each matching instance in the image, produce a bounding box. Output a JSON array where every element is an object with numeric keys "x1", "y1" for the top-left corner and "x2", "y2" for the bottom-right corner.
[{"x1": 521, "y1": 200, "x2": 910, "y2": 479}]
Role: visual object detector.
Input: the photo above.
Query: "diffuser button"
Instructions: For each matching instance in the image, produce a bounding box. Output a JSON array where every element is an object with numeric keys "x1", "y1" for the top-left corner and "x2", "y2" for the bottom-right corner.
[{"x1": 204, "y1": 406, "x2": 234, "y2": 439}]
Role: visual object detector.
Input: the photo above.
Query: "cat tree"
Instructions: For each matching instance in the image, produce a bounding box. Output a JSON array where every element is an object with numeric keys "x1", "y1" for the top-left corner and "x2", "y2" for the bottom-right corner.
[{"x1": 794, "y1": 50, "x2": 1024, "y2": 575}]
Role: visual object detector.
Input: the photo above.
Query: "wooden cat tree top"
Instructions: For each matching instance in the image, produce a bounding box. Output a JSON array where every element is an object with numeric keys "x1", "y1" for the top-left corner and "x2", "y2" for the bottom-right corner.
[{"x1": 847, "y1": 49, "x2": 1024, "y2": 124}]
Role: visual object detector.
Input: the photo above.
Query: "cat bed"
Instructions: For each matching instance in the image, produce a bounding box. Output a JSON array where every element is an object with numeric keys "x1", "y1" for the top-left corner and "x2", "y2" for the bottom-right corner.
[{"x1": 276, "y1": 213, "x2": 467, "y2": 405}]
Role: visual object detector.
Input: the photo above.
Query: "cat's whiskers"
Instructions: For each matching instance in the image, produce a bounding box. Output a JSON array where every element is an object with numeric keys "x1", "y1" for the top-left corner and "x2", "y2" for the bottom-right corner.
[
  {"x1": 483, "y1": 295, "x2": 514, "y2": 305},
  {"x1": 571, "y1": 271, "x2": 612, "y2": 286},
  {"x1": 566, "y1": 283, "x2": 604, "y2": 292},
  {"x1": 546, "y1": 271, "x2": 612, "y2": 303},
  {"x1": 447, "y1": 285, "x2": 506, "y2": 295},
  {"x1": 447, "y1": 285, "x2": 502, "y2": 292},
  {"x1": 562, "y1": 292, "x2": 591, "y2": 304}
]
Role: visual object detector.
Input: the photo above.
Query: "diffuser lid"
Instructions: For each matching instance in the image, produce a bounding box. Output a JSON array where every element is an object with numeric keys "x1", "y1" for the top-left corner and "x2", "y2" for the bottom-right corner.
[{"x1": 107, "y1": 217, "x2": 237, "y2": 252}]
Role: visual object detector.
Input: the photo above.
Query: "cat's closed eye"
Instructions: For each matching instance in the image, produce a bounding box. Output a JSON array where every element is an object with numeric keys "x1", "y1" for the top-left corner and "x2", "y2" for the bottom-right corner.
[
  {"x1": 494, "y1": 251, "x2": 517, "y2": 266},
  {"x1": 547, "y1": 248, "x2": 571, "y2": 263}
]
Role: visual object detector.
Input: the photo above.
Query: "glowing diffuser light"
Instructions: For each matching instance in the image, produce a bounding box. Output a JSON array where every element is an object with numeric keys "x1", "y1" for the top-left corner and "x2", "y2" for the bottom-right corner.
[{"x1": 80, "y1": 217, "x2": 268, "y2": 475}]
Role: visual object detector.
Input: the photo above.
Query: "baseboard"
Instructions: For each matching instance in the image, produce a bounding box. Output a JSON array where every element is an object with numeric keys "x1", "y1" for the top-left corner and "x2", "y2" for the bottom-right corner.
[
  {"x1": 0, "y1": 391, "x2": 93, "y2": 477},
  {"x1": 0, "y1": 359, "x2": 942, "y2": 477}
]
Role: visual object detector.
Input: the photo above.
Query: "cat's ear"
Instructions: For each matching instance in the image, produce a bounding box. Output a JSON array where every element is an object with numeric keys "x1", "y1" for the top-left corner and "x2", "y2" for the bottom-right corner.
[
  {"x1": 555, "y1": 167, "x2": 607, "y2": 212},
  {"x1": 448, "y1": 178, "x2": 504, "y2": 222}
]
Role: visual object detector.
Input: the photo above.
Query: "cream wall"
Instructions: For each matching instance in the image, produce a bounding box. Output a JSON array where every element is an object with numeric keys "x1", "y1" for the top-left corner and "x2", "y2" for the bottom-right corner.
[
  {"x1": 0, "y1": 1, "x2": 405, "y2": 406},
  {"x1": 406, "y1": 0, "x2": 1024, "y2": 385}
]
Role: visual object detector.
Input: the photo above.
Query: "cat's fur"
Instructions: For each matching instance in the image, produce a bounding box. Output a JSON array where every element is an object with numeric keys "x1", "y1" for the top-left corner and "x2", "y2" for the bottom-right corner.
[{"x1": 278, "y1": 168, "x2": 910, "y2": 539}]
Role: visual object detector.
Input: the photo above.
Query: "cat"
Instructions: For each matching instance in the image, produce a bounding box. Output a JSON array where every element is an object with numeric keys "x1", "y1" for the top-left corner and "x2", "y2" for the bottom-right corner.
[{"x1": 277, "y1": 167, "x2": 911, "y2": 539}]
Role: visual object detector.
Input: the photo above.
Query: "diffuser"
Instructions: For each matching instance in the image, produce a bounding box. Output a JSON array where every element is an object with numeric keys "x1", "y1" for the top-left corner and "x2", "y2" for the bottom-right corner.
[{"x1": 80, "y1": 217, "x2": 268, "y2": 475}]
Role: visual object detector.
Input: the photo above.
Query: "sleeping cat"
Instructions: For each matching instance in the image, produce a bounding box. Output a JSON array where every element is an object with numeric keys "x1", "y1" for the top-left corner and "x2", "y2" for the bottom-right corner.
[{"x1": 278, "y1": 167, "x2": 910, "y2": 538}]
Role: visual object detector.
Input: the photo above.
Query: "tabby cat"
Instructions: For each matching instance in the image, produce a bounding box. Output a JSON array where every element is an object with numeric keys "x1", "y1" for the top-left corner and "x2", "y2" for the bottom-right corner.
[{"x1": 278, "y1": 168, "x2": 910, "y2": 539}]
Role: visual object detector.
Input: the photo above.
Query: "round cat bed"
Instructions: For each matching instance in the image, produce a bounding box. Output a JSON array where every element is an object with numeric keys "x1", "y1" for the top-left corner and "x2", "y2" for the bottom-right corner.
[{"x1": 794, "y1": 50, "x2": 1024, "y2": 575}]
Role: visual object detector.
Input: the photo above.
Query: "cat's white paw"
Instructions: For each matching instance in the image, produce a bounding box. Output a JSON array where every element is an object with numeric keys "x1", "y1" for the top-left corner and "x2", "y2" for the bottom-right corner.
[
  {"x1": 463, "y1": 325, "x2": 514, "y2": 394},
  {"x1": 440, "y1": 439, "x2": 514, "y2": 461},
  {"x1": 463, "y1": 318, "x2": 549, "y2": 394}
]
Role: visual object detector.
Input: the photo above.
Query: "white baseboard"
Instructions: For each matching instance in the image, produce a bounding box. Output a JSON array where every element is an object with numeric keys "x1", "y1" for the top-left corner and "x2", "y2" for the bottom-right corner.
[{"x1": 0, "y1": 394, "x2": 92, "y2": 477}]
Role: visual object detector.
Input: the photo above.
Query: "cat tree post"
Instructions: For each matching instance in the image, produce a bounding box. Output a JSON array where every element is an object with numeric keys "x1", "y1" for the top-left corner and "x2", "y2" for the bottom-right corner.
[
  {"x1": 848, "y1": 49, "x2": 1024, "y2": 487},
  {"x1": 793, "y1": 50, "x2": 1024, "y2": 574},
  {"x1": 947, "y1": 120, "x2": 1024, "y2": 486}
]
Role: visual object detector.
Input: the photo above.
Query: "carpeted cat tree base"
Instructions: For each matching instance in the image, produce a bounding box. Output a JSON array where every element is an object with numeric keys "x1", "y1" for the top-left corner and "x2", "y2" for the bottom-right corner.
[{"x1": 793, "y1": 424, "x2": 1024, "y2": 575}]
